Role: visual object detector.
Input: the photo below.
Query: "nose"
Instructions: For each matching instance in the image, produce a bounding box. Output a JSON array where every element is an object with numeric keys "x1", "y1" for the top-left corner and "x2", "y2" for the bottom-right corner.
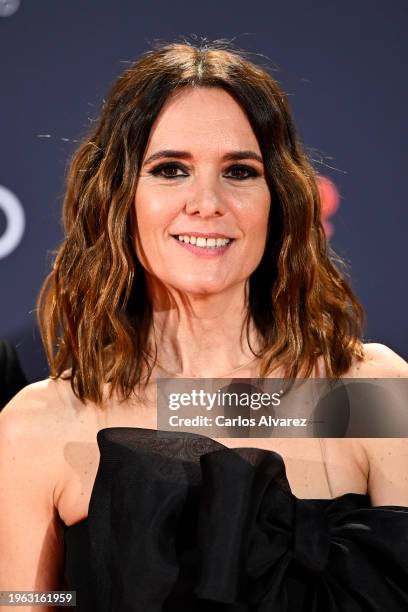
[{"x1": 184, "y1": 176, "x2": 227, "y2": 218}]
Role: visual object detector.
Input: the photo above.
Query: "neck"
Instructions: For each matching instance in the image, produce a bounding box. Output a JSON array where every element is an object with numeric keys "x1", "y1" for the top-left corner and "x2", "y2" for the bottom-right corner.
[{"x1": 146, "y1": 278, "x2": 263, "y2": 378}]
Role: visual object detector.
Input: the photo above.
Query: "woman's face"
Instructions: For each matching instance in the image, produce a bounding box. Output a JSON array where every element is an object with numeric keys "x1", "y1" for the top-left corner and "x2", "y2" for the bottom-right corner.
[{"x1": 134, "y1": 87, "x2": 271, "y2": 297}]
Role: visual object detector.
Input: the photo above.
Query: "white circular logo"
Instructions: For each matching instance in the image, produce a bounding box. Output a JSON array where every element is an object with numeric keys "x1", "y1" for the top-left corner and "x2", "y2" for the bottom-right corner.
[
  {"x1": 0, "y1": 0, "x2": 21, "y2": 17},
  {"x1": 0, "y1": 185, "x2": 25, "y2": 259}
]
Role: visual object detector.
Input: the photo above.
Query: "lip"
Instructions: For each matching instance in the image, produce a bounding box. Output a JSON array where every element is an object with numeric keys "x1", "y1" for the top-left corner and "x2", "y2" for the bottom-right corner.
[
  {"x1": 171, "y1": 232, "x2": 235, "y2": 239},
  {"x1": 171, "y1": 235, "x2": 234, "y2": 257}
]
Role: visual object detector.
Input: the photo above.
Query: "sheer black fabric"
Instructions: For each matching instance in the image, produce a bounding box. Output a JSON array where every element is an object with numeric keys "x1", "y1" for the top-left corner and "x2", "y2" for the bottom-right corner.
[{"x1": 64, "y1": 428, "x2": 408, "y2": 611}]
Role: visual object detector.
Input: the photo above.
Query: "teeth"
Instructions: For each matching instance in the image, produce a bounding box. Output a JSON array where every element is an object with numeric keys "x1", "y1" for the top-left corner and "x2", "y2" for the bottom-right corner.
[{"x1": 176, "y1": 235, "x2": 231, "y2": 248}]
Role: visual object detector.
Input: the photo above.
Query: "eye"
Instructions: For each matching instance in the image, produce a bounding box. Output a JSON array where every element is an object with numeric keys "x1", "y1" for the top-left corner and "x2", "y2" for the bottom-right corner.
[
  {"x1": 149, "y1": 162, "x2": 188, "y2": 179},
  {"x1": 225, "y1": 165, "x2": 260, "y2": 180},
  {"x1": 148, "y1": 162, "x2": 261, "y2": 181}
]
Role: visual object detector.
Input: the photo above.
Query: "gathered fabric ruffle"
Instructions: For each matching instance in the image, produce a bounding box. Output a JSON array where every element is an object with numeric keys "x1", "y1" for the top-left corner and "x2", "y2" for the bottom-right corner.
[{"x1": 71, "y1": 427, "x2": 408, "y2": 611}]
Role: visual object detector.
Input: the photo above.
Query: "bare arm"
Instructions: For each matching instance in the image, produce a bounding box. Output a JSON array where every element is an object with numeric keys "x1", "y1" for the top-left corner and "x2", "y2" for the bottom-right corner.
[
  {"x1": 0, "y1": 385, "x2": 65, "y2": 611},
  {"x1": 359, "y1": 344, "x2": 408, "y2": 506}
]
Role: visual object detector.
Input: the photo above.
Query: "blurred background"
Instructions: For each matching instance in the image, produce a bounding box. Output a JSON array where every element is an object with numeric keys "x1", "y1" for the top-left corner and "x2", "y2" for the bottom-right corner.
[{"x1": 0, "y1": 0, "x2": 407, "y2": 384}]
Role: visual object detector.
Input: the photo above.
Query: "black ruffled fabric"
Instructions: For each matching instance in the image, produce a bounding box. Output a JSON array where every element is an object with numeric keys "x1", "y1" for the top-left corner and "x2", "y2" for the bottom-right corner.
[{"x1": 64, "y1": 428, "x2": 408, "y2": 611}]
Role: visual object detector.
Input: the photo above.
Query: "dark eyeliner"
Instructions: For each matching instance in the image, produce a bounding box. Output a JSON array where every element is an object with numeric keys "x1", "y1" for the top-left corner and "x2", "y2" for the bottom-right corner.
[
  {"x1": 149, "y1": 161, "x2": 260, "y2": 180},
  {"x1": 226, "y1": 164, "x2": 260, "y2": 180},
  {"x1": 149, "y1": 162, "x2": 187, "y2": 178}
]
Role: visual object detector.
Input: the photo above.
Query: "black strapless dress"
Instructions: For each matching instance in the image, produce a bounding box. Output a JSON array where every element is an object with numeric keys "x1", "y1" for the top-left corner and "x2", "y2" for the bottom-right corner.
[{"x1": 64, "y1": 428, "x2": 408, "y2": 611}]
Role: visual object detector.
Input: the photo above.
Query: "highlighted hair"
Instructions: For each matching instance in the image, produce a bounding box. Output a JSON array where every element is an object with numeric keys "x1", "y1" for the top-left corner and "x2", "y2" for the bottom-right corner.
[{"x1": 37, "y1": 40, "x2": 364, "y2": 404}]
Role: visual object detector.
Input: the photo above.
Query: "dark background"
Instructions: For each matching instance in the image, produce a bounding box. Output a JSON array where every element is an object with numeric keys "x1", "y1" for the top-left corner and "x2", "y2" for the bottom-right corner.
[{"x1": 1, "y1": 0, "x2": 407, "y2": 382}]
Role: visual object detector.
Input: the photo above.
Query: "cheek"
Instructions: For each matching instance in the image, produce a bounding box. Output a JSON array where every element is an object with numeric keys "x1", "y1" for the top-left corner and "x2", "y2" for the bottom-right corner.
[
  {"x1": 134, "y1": 201, "x2": 160, "y2": 249},
  {"x1": 133, "y1": 190, "x2": 176, "y2": 267},
  {"x1": 242, "y1": 196, "x2": 270, "y2": 237},
  {"x1": 134, "y1": 193, "x2": 156, "y2": 230},
  {"x1": 241, "y1": 197, "x2": 270, "y2": 261},
  {"x1": 134, "y1": 187, "x2": 177, "y2": 230},
  {"x1": 133, "y1": 191, "x2": 156, "y2": 265}
]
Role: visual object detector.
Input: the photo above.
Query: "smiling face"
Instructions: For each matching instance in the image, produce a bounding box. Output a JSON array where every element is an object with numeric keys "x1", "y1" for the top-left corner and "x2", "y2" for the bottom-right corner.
[{"x1": 133, "y1": 87, "x2": 271, "y2": 297}]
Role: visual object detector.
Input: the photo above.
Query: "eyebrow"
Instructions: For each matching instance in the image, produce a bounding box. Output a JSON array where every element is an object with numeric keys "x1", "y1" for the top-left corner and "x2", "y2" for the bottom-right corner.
[{"x1": 142, "y1": 149, "x2": 264, "y2": 166}]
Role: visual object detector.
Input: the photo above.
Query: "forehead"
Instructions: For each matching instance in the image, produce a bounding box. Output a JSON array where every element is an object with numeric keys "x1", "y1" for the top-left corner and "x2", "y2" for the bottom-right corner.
[{"x1": 143, "y1": 87, "x2": 261, "y2": 155}]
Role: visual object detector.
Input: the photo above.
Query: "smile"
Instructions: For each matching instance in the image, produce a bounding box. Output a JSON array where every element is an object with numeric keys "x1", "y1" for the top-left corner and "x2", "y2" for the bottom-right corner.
[
  {"x1": 175, "y1": 234, "x2": 232, "y2": 247},
  {"x1": 171, "y1": 234, "x2": 234, "y2": 256}
]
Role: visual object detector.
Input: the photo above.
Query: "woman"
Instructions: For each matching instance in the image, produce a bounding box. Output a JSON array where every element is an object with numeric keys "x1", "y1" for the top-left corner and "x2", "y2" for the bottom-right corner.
[{"x1": 0, "y1": 40, "x2": 407, "y2": 611}]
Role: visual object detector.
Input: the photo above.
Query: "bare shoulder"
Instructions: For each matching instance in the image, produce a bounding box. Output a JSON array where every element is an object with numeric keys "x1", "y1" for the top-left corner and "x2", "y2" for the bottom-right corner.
[
  {"x1": 346, "y1": 342, "x2": 408, "y2": 378},
  {"x1": 0, "y1": 377, "x2": 79, "y2": 438},
  {"x1": 0, "y1": 377, "x2": 82, "y2": 484},
  {"x1": 0, "y1": 377, "x2": 86, "y2": 516},
  {"x1": 0, "y1": 379, "x2": 80, "y2": 589},
  {"x1": 343, "y1": 344, "x2": 408, "y2": 505}
]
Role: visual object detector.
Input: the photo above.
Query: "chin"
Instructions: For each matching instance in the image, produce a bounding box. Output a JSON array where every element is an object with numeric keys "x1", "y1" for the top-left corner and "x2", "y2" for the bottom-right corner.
[
  {"x1": 180, "y1": 285, "x2": 226, "y2": 297},
  {"x1": 170, "y1": 278, "x2": 229, "y2": 297}
]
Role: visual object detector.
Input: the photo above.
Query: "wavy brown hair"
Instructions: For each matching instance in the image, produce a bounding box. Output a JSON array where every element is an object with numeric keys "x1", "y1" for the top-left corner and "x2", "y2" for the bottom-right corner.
[{"x1": 37, "y1": 39, "x2": 365, "y2": 405}]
